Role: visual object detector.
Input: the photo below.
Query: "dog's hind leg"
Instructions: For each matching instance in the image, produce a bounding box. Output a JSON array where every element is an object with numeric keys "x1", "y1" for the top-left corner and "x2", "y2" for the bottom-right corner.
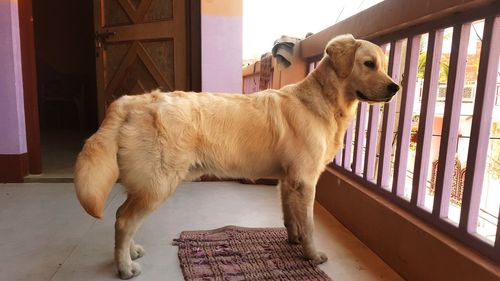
[
  {"x1": 114, "y1": 178, "x2": 179, "y2": 279},
  {"x1": 115, "y1": 197, "x2": 145, "y2": 261}
]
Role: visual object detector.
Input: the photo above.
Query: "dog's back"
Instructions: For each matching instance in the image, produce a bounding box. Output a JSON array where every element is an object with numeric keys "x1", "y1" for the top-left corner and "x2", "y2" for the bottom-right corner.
[{"x1": 75, "y1": 90, "x2": 297, "y2": 218}]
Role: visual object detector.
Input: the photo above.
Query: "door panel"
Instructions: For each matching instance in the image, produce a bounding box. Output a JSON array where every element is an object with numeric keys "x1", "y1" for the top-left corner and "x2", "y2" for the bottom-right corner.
[{"x1": 94, "y1": 0, "x2": 186, "y2": 121}]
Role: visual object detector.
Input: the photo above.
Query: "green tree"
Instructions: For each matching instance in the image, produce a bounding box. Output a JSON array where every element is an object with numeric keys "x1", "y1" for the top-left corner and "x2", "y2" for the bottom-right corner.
[
  {"x1": 416, "y1": 31, "x2": 452, "y2": 83},
  {"x1": 417, "y1": 52, "x2": 449, "y2": 83}
]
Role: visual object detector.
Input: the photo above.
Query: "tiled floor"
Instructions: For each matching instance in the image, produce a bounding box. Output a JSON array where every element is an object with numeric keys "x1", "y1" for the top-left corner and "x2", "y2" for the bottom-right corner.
[{"x1": 0, "y1": 182, "x2": 403, "y2": 281}]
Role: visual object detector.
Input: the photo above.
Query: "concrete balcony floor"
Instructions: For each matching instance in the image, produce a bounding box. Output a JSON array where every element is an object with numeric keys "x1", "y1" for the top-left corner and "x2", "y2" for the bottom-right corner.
[{"x1": 0, "y1": 181, "x2": 403, "y2": 281}]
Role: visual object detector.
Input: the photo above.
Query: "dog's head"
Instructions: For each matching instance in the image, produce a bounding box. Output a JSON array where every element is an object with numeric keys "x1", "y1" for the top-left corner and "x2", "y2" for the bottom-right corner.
[{"x1": 325, "y1": 34, "x2": 400, "y2": 103}]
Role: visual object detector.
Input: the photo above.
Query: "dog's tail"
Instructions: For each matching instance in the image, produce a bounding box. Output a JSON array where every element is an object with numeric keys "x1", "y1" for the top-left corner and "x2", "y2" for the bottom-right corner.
[{"x1": 74, "y1": 99, "x2": 127, "y2": 219}]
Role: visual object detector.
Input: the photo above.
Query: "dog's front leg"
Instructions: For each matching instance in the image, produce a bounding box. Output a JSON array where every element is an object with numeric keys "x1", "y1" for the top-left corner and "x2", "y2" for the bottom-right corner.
[
  {"x1": 279, "y1": 180, "x2": 300, "y2": 244},
  {"x1": 286, "y1": 178, "x2": 328, "y2": 264}
]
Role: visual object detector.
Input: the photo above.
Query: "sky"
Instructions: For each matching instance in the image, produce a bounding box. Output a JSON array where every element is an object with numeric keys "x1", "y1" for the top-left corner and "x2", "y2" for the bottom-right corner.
[{"x1": 242, "y1": 0, "x2": 383, "y2": 60}]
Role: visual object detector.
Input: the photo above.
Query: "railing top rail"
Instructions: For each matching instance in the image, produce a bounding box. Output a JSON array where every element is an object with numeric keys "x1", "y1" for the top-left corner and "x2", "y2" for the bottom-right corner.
[
  {"x1": 242, "y1": 61, "x2": 261, "y2": 77},
  {"x1": 300, "y1": 0, "x2": 499, "y2": 59}
]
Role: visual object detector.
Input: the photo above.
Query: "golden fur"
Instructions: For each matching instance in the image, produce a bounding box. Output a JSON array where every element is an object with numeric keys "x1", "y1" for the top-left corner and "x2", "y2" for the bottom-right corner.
[{"x1": 74, "y1": 34, "x2": 399, "y2": 279}]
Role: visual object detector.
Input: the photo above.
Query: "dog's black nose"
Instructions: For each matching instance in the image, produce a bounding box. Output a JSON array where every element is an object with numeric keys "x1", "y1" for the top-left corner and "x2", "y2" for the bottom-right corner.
[{"x1": 387, "y1": 83, "x2": 400, "y2": 94}]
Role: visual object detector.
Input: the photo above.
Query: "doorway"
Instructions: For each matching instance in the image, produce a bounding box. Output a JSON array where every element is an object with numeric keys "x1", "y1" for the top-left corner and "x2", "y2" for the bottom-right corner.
[
  {"x1": 30, "y1": 0, "x2": 97, "y2": 179},
  {"x1": 24, "y1": 0, "x2": 200, "y2": 180}
]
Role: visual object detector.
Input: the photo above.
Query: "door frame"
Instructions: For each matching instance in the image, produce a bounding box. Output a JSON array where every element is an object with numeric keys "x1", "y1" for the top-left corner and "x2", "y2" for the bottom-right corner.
[
  {"x1": 18, "y1": 0, "x2": 201, "y2": 176},
  {"x1": 19, "y1": 0, "x2": 42, "y2": 175},
  {"x1": 188, "y1": 0, "x2": 201, "y2": 92}
]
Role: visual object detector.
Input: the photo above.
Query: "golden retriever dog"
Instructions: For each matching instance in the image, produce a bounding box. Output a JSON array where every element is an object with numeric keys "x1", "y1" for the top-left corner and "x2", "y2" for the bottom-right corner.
[{"x1": 74, "y1": 34, "x2": 399, "y2": 279}]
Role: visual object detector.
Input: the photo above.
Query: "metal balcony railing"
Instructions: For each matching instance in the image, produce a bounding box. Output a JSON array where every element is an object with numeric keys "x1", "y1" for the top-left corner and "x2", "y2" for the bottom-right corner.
[
  {"x1": 243, "y1": 0, "x2": 500, "y2": 263},
  {"x1": 303, "y1": 1, "x2": 500, "y2": 263}
]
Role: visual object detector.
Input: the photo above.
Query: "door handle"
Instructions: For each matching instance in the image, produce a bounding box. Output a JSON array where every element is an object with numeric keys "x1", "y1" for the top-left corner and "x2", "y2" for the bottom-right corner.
[{"x1": 95, "y1": 30, "x2": 116, "y2": 50}]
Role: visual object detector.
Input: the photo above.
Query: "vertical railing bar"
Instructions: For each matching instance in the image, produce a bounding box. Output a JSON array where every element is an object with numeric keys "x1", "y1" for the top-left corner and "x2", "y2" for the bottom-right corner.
[
  {"x1": 432, "y1": 23, "x2": 471, "y2": 218},
  {"x1": 343, "y1": 122, "x2": 354, "y2": 170},
  {"x1": 334, "y1": 148, "x2": 342, "y2": 166},
  {"x1": 364, "y1": 104, "x2": 381, "y2": 181},
  {"x1": 353, "y1": 103, "x2": 368, "y2": 175},
  {"x1": 308, "y1": 61, "x2": 315, "y2": 74},
  {"x1": 411, "y1": 30, "x2": 444, "y2": 206},
  {"x1": 392, "y1": 35, "x2": 421, "y2": 197},
  {"x1": 460, "y1": 17, "x2": 500, "y2": 233},
  {"x1": 496, "y1": 206, "x2": 500, "y2": 254},
  {"x1": 269, "y1": 68, "x2": 274, "y2": 90},
  {"x1": 377, "y1": 40, "x2": 402, "y2": 189}
]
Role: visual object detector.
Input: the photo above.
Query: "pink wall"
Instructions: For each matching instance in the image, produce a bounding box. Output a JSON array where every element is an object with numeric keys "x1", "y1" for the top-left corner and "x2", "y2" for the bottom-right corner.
[
  {"x1": 201, "y1": 1, "x2": 242, "y2": 93},
  {"x1": 0, "y1": 0, "x2": 242, "y2": 157},
  {"x1": 0, "y1": 0, "x2": 27, "y2": 155}
]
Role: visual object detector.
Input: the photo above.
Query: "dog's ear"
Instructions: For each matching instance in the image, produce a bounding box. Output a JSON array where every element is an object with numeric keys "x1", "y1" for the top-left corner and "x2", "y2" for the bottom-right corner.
[{"x1": 325, "y1": 34, "x2": 360, "y2": 79}]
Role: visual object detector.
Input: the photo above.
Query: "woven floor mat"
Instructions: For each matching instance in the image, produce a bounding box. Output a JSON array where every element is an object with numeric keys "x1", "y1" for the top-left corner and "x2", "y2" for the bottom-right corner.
[{"x1": 173, "y1": 225, "x2": 332, "y2": 281}]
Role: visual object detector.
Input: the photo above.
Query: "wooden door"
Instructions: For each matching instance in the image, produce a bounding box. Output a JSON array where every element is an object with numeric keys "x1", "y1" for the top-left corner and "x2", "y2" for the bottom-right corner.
[{"x1": 94, "y1": 0, "x2": 188, "y2": 121}]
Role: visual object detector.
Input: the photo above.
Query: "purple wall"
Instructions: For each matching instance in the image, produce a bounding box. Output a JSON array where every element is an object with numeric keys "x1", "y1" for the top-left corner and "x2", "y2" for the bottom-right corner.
[
  {"x1": 0, "y1": 1, "x2": 27, "y2": 155},
  {"x1": 201, "y1": 15, "x2": 242, "y2": 93}
]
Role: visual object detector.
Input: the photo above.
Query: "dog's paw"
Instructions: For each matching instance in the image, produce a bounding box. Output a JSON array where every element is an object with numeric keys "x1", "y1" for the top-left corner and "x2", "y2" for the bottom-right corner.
[
  {"x1": 118, "y1": 261, "x2": 141, "y2": 280},
  {"x1": 130, "y1": 244, "x2": 145, "y2": 260},
  {"x1": 287, "y1": 234, "x2": 301, "y2": 244},
  {"x1": 307, "y1": 251, "x2": 328, "y2": 265}
]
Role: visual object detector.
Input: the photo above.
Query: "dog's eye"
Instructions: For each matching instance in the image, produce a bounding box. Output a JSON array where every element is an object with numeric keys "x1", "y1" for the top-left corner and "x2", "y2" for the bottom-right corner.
[{"x1": 364, "y1": 61, "x2": 376, "y2": 69}]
